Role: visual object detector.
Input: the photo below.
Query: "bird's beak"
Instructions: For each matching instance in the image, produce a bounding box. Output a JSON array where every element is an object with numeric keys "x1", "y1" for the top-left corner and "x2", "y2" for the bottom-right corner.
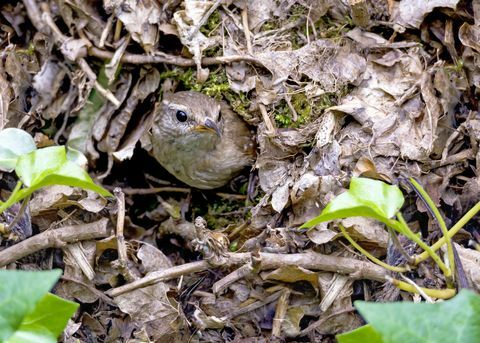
[{"x1": 194, "y1": 118, "x2": 221, "y2": 137}]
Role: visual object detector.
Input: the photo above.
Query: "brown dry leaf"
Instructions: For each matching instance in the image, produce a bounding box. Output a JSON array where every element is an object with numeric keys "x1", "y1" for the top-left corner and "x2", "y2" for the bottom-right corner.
[
  {"x1": 99, "y1": 67, "x2": 160, "y2": 157},
  {"x1": 57, "y1": 241, "x2": 99, "y2": 304},
  {"x1": 262, "y1": 265, "x2": 319, "y2": 291},
  {"x1": 104, "y1": 0, "x2": 161, "y2": 52},
  {"x1": 390, "y1": 0, "x2": 460, "y2": 29},
  {"x1": 256, "y1": 39, "x2": 366, "y2": 93},
  {"x1": 306, "y1": 222, "x2": 337, "y2": 245},
  {"x1": 172, "y1": 0, "x2": 219, "y2": 80},
  {"x1": 78, "y1": 191, "x2": 107, "y2": 213},
  {"x1": 290, "y1": 172, "x2": 322, "y2": 226},
  {"x1": 0, "y1": 72, "x2": 12, "y2": 130},
  {"x1": 137, "y1": 243, "x2": 173, "y2": 272},
  {"x1": 451, "y1": 243, "x2": 480, "y2": 292},
  {"x1": 114, "y1": 283, "x2": 186, "y2": 341},
  {"x1": 341, "y1": 217, "x2": 389, "y2": 250},
  {"x1": 282, "y1": 306, "x2": 305, "y2": 337},
  {"x1": 353, "y1": 156, "x2": 391, "y2": 182},
  {"x1": 29, "y1": 185, "x2": 75, "y2": 216}
]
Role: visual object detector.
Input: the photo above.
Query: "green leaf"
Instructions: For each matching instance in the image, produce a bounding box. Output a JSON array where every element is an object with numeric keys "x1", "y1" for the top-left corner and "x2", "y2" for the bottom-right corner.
[
  {"x1": 301, "y1": 178, "x2": 404, "y2": 229},
  {"x1": 0, "y1": 270, "x2": 61, "y2": 342},
  {"x1": 336, "y1": 324, "x2": 383, "y2": 343},
  {"x1": 0, "y1": 128, "x2": 37, "y2": 172},
  {"x1": 354, "y1": 290, "x2": 480, "y2": 343},
  {"x1": 15, "y1": 146, "x2": 112, "y2": 198},
  {"x1": 6, "y1": 293, "x2": 78, "y2": 343}
]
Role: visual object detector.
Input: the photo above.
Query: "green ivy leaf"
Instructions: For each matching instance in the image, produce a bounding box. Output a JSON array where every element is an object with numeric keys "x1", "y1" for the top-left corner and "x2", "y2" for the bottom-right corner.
[
  {"x1": 301, "y1": 178, "x2": 404, "y2": 229},
  {"x1": 6, "y1": 293, "x2": 78, "y2": 343},
  {"x1": 14, "y1": 146, "x2": 112, "y2": 199},
  {"x1": 0, "y1": 270, "x2": 62, "y2": 342},
  {"x1": 0, "y1": 128, "x2": 37, "y2": 172},
  {"x1": 352, "y1": 290, "x2": 480, "y2": 343},
  {"x1": 336, "y1": 324, "x2": 383, "y2": 343}
]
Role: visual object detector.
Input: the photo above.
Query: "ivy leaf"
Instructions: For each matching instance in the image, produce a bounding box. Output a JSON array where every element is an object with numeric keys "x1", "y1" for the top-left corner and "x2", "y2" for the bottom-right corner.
[
  {"x1": 6, "y1": 293, "x2": 79, "y2": 343},
  {"x1": 0, "y1": 128, "x2": 37, "y2": 172},
  {"x1": 348, "y1": 290, "x2": 480, "y2": 343},
  {"x1": 301, "y1": 178, "x2": 404, "y2": 229},
  {"x1": 336, "y1": 324, "x2": 383, "y2": 343},
  {"x1": 14, "y1": 146, "x2": 112, "y2": 200}
]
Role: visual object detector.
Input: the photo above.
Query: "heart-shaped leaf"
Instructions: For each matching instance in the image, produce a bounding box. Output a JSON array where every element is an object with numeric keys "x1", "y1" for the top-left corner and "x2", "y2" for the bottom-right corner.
[
  {"x1": 0, "y1": 270, "x2": 78, "y2": 343},
  {"x1": 0, "y1": 128, "x2": 37, "y2": 172},
  {"x1": 342, "y1": 290, "x2": 480, "y2": 343},
  {"x1": 14, "y1": 146, "x2": 111, "y2": 199},
  {"x1": 301, "y1": 178, "x2": 404, "y2": 229}
]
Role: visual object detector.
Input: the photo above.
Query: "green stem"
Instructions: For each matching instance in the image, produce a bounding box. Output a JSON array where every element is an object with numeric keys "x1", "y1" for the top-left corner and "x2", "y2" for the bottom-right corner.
[
  {"x1": 409, "y1": 178, "x2": 455, "y2": 279},
  {"x1": 0, "y1": 181, "x2": 23, "y2": 215},
  {"x1": 338, "y1": 224, "x2": 409, "y2": 273},
  {"x1": 389, "y1": 278, "x2": 456, "y2": 299},
  {"x1": 396, "y1": 213, "x2": 451, "y2": 278},
  {"x1": 417, "y1": 200, "x2": 480, "y2": 262}
]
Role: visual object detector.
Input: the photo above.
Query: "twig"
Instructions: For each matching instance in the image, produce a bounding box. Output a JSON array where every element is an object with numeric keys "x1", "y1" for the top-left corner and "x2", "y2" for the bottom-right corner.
[
  {"x1": 227, "y1": 290, "x2": 283, "y2": 319},
  {"x1": 120, "y1": 187, "x2": 191, "y2": 195},
  {"x1": 107, "y1": 251, "x2": 386, "y2": 297},
  {"x1": 0, "y1": 218, "x2": 110, "y2": 267},
  {"x1": 241, "y1": 7, "x2": 253, "y2": 54},
  {"x1": 22, "y1": 1, "x2": 120, "y2": 107},
  {"x1": 64, "y1": 243, "x2": 96, "y2": 280},
  {"x1": 99, "y1": 15, "x2": 114, "y2": 48},
  {"x1": 400, "y1": 274, "x2": 433, "y2": 302},
  {"x1": 212, "y1": 263, "x2": 253, "y2": 294},
  {"x1": 271, "y1": 288, "x2": 291, "y2": 337},
  {"x1": 259, "y1": 104, "x2": 276, "y2": 136},
  {"x1": 299, "y1": 308, "x2": 355, "y2": 335},
  {"x1": 113, "y1": 188, "x2": 137, "y2": 282},
  {"x1": 61, "y1": 276, "x2": 116, "y2": 306},
  {"x1": 88, "y1": 46, "x2": 266, "y2": 68}
]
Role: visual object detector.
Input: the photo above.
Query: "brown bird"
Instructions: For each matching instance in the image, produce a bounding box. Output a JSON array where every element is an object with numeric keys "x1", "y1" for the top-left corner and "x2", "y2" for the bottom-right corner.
[{"x1": 150, "y1": 91, "x2": 256, "y2": 189}]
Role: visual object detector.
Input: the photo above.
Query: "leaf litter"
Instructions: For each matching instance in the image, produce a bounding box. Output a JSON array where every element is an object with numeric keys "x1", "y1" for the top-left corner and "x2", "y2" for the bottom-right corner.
[{"x1": 0, "y1": 0, "x2": 480, "y2": 341}]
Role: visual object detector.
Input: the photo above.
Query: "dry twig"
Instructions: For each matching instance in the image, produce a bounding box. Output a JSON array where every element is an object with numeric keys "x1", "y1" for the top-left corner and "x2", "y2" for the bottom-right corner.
[{"x1": 0, "y1": 218, "x2": 110, "y2": 267}]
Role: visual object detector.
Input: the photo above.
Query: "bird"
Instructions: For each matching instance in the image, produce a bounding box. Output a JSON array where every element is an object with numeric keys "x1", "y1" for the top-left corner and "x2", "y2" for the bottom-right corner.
[{"x1": 149, "y1": 91, "x2": 256, "y2": 189}]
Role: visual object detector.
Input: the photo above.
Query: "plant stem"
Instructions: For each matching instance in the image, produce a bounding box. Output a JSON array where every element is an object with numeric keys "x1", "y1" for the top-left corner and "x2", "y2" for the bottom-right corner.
[
  {"x1": 338, "y1": 224, "x2": 409, "y2": 273},
  {"x1": 388, "y1": 277, "x2": 456, "y2": 299},
  {"x1": 417, "y1": 200, "x2": 480, "y2": 262},
  {"x1": 396, "y1": 213, "x2": 451, "y2": 278},
  {"x1": 0, "y1": 181, "x2": 23, "y2": 215},
  {"x1": 409, "y1": 178, "x2": 455, "y2": 281}
]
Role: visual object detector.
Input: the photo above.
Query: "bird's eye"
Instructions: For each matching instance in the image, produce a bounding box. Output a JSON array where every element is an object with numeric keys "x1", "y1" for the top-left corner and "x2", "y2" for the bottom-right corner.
[{"x1": 176, "y1": 110, "x2": 188, "y2": 122}]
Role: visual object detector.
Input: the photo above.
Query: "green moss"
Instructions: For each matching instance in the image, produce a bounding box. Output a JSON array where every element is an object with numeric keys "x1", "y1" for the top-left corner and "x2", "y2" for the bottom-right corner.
[
  {"x1": 200, "y1": 10, "x2": 222, "y2": 36},
  {"x1": 204, "y1": 198, "x2": 245, "y2": 230},
  {"x1": 160, "y1": 67, "x2": 251, "y2": 119},
  {"x1": 15, "y1": 42, "x2": 36, "y2": 56},
  {"x1": 313, "y1": 15, "x2": 353, "y2": 40},
  {"x1": 275, "y1": 93, "x2": 312, "y2": 128},
  {"x1": 274, "y1": 87, "x2": 353, "y2": 128}
]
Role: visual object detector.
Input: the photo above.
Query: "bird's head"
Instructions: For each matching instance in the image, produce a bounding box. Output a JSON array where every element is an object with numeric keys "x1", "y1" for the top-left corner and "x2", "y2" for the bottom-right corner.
[{"x1": 154, "y1": 91, "x2": 222, "y2": 141}]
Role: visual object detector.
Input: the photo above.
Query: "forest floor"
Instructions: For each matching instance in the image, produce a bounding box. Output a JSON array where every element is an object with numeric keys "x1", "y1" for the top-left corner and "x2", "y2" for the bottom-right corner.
[{"x1": 1, "y1": 0, "x2": 480, "y2": 342}]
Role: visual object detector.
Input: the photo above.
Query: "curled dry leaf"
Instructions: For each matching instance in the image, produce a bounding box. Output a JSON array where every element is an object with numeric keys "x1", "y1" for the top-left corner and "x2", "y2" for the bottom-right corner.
[
  {"x1": 389, "y1": 0, "x2": 461, "y2": 29},
  {"x1": 104, "y1": 0, "x2": 161, "y2": 52},
  {"x1": 114, "y1": 283, "x2": 186, "y2": 341}
]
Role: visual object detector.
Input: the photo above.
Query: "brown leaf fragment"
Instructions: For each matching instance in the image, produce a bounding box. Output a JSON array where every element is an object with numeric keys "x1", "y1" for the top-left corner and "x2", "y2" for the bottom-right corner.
[
  {"x1": 104, "y1": 0, "x2": 161, "y2": 52},
  {"x1": 262, "y1": 265, "x2": 319, "y2": 291},
  {"x1": 114, "y1": 283, "x2": 186, "y2": 341},
  {"x1": 390, "y1": 0, "x2": 460, "y2": 29},
  {"x1": 0, "y1": 72, "x2": 12, "y2": 130}
]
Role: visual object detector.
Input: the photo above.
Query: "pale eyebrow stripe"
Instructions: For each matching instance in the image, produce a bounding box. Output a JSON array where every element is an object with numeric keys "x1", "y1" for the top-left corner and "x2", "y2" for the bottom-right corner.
[{"x1": 167, "y1": 103, "x2": 190, "y2": 112}]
